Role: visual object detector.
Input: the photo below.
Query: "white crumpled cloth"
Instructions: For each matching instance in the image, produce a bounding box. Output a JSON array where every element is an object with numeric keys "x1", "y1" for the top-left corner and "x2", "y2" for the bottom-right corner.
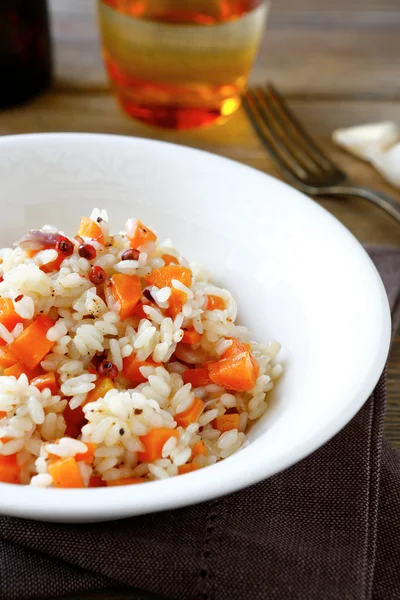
[{"x1": 333, "y1": 122, "x2": 400, "y2": 189}]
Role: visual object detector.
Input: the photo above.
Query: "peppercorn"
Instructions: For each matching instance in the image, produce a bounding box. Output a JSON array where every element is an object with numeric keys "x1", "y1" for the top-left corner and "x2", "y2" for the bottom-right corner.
[
  {"x1": 56, "y1": 235, "x2": 74, "y2": 256},
  {"x1": 97, "y1": 360, "x2": 118, "y2": 379},
  {"x1": 89, "y1": 265, "x2": 107, "y2": 285},
  {"x1": 79, "y1": 243, "x2": 97, "y2": 260},
  {"x1": 121, "y1": 248, "x2": 140, "y2": 261}
]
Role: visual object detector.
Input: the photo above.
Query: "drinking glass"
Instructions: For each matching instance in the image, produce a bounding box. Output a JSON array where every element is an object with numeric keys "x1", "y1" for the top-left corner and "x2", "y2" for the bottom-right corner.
[{"x1": 97, "y1": 0, "x2": 269, "y2": 129}]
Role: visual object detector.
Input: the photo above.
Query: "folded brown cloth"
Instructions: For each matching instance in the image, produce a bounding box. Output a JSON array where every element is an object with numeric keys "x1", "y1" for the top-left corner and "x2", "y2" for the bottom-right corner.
[{"x1": 0, "y1": 246, "x2": 399, "y2": 600}]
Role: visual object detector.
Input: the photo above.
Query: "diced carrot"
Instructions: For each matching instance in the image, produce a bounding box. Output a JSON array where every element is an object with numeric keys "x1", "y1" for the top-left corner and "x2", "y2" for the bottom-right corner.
[
  {"x1": 145, "y1": 266, "x2": 192, "y2": 318},
  {"x1": 0, "y1": 454, "x2": 20, "y2": 484},
  {"x1": 193, "y1": 440, "x2": 207, "y2": 456},
  {"x1": 138, "y1": 428, "x2": 179, "y2": 463},
  {"x1": 107, "y1": 477, "x2": 146, "y2": 486},
  {"x1": 183, "y1": 368, "x2": 213, "y2": 388},
  {"x1": 175, "y1": 397, "x2": 204, "y2": 428},
  {"x1": 181, "y1": 328, "x2": 202, "y2": 345},
  {"x1": 25, "y1": 249, "x2": 39, "y2": 259},
  {"x1": 78, "y1": 216, "x2": 104, "y2": 244},
  {"x1": 132, "y1": 301, "x2": 147, "y2": 319},
  {"x1": 3, "y1": 362, "x2": 41, "y2": 380},
  {"x1": 0, "y1": 298, "x2": 24, "y2": 332},
  {"x1": 109, "y1": 274, "x2": 142, "y2": 321},
  {"x1": 30, "y1": 372, "x2": 58, "y2": 395},
  {"x1": 85, "y1": 377, "x2": 115, "y2": 406},
  {"x1": 206, "y1": 295, "x2": 225, "y2": 311},
  {"x1": 4, "y1": 363, "x2": 25, "y2": 379},
  {"x1": 123, "y1": 354, "x2": 159, "y2": 384},
  {"x1": 0, "y1": 411, "x2": 7, "y2": 419},
  {"x1": 221, "y1": 338, "x2": 250, "y2": 360},
  {"x1": 40, "y1": 250, "x2": 65, "y2": 274},
  {"x1": 48, "y1": 456, "x2": 84, "y2": 488},
  {"x1": 162, "y1": 253, "x2": 178, "y2": 266},
  {"x1": 64, "y1": 404, "x2": 86, "y2": 438},
  {"x1": 10, "y1": 316, "x2": 55, "y2": 370},
  {"x1": 209, "y1": 338, "x2": 259, "y2": 392},
  {"x1": 178, "y1": 463, "x2": 200, "y2": 475},
  {"x1": 166, "y1": 290, "x2": 187, "y2": 318},
  {"x1": 145, "y1": 265, "x2": 192, "y2": 289},
  {"x1": 209, "y1": 352, "x2": 258, "y2": 392},
  {"x1": 89, "y1": 475, "x2": 106, "y2": 487},
  {"x1": 0, "y1": 347, "x2": 17, "y2": 369},
  {"x1": 214, "y1": 414, "x2": 240, "y2": 433},
  {"x1": 75, "y1": 442, "x2": 97, "y2": 464},
  {"x1": 129, "y1": 220, "x2": 157, "y2": 249}
]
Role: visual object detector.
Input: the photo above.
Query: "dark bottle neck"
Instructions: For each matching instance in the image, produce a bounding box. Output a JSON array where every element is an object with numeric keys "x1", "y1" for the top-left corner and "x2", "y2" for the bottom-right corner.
[{"x1": 0, "y1": 0, "x2": 52, "y2": 109}]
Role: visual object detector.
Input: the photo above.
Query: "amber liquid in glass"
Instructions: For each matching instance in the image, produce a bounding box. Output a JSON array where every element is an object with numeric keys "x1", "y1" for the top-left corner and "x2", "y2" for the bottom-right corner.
[{"x1": 98, "y1": 0, "x2": 267, "y2": 129}]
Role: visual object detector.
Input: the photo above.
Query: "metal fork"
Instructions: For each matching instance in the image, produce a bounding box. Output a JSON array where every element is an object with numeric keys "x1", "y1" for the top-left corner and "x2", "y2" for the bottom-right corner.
[{"x1": 242, "y1": 83, "x2": 400, "y2": 224}]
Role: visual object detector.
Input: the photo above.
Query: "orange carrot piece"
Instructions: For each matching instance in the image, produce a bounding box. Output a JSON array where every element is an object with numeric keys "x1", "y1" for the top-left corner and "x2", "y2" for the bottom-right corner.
[
  {"x1": 175, "y1": 397, "x2": 204, "y2": 428},
  {"x1": 30, "y1": 372, "x2": 58, "y2": 395},
  {"x1": 214, "y1": 414, "x2": 240, "y2": 433},
  {"x1": 0, "y1": 346, "x2": 17, "y2": 369},
  {"x1": 145, "y1": 265, "x2": 192, "y2": 289},
  {"x1": 209, "y1": 352, "x2": 258, "y2": 392},
  {"x1": 0, "y1": 411, "x2": 6, "y2": 418},
  {"x1": 3, "y1": 362, "x2": 41, "y2": 380},
  {"x1": 209, "y1": 338, "x2": 259, "y2": 392},
  {"x1": 85, "y1": 377, "x2": 115, "y2": 406},
  {"x1": 132, "y1": 301, "x2": 147, "y2": 319},
  {"x1": 181, "y1": 329, "x2": 202, "y2": 345},
  {"x1": 183, "y1": 368, "x2": 213, "y2": 388},
  {"x1": 10, "y1": 315, "x2": 56, "y2": 370},
  {"x1": 145, "y1": 266, "x2": 192, "y2": 318},
  {"x1": 221, "y1": 338, "x2": 250, "y2": 359},
  {"x1": 138, "y1": 428, "x2": 179, "y2": 463},
  {"x1": 109, "y1": 274, "x2": 142, "y2": 321},
  {"x1": 3, "y1": 363, "x2": 26, "y2": 379},
  {"x1": 162, "y1": 253, "x2": 178, "y2": 266},
  {"x1": 107, "y1": 477, "x2": 146, "y2": 486},
  {"x1": 123, "y1": 354, "x2": 159, "y2": 384},
  {"x1": 48, "y1": 457, "x2": 84, "y2": 488},
  {"x1": 75, "y1": 442, "x2": 97, "y2": 464},
  {"x1": 0, "y1": 298, "x2": 24, "y2": 332},
  {"x1": 178, "y1": 463, "x2": 200, "y2": 475},
  {"x1": 78, "y1": 216, "x2": 104, "y2": 244},
  {"x1": 166, "y1": 290, "x2": 187, "y2": 318},
  {"x1": 206, "y1": 295, "x2": 225, "y2": 311},
  {"x1": 193, "y1": 440, "x2": 207, "y2": 456},
  {"x1": 64, "y1": 404, "x2": 86, "y2": 438},
  {"x1": 129, "y1": 220, "x2": 157, "y2": 249},
  {"x1": 0, "y1": 454, "x2": 20, "y2": 484}
]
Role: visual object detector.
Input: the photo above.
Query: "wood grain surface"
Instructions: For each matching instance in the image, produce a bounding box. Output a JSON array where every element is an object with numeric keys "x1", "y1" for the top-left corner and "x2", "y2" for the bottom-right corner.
[{"x1": 0, "y1": 0, "x2": 399, "y2": 443}]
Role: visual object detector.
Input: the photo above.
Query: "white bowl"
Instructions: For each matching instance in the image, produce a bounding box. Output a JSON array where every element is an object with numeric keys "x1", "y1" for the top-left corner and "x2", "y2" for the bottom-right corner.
[{"x1": 0, "y1": 133, "x2": 390, "y2": 522}]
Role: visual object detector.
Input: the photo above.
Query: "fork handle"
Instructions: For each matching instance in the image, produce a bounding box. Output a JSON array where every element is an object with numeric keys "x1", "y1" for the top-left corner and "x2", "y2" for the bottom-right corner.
[{"x1": 324, "y1": 185, "x2": 400, "y2": 224}]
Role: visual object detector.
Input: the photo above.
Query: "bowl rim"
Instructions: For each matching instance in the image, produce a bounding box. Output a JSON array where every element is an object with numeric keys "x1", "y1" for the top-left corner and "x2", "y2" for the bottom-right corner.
[{"x1": 0, "y1": 132, "x2": 391, "y2": 522}]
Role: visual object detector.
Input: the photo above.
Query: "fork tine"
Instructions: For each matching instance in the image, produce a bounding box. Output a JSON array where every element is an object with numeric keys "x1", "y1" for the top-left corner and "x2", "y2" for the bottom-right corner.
[
  {"x1": 243, "y1": 89, "x2": 308, "y2": 182},
  {"x1": 253, "y1": 86, "x2": 323, "y2": 177},
  {"x1": 267, "y1": 82, "x2": 342, "y2": 173}
]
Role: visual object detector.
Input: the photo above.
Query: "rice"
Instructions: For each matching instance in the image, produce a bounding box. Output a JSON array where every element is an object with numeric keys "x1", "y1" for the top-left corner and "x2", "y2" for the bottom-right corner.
[{"x1": 0, "y1": 210, "x2": 283, "y2": 488}]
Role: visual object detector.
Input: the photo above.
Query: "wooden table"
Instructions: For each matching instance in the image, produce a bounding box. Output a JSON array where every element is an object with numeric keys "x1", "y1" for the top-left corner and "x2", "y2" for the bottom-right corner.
[{"x1": 1, "y1": 0, "x2": 399, "y2": 443}]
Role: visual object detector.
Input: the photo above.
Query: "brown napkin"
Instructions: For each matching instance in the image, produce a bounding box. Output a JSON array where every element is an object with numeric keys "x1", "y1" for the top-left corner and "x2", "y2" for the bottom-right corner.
[{"x1": 0, "y1": 246, "x2": 399, "y2": 600}]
